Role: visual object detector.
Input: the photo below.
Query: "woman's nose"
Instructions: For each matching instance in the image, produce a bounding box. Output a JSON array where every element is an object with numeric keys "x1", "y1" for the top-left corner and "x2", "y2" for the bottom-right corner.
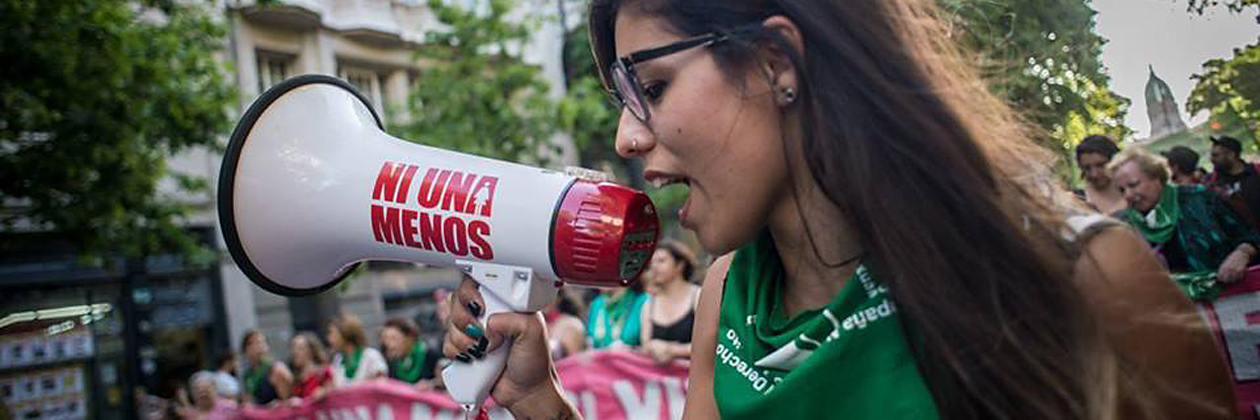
[{"x1": 614, "y1": 109, "x2": 654, "y2": 158}]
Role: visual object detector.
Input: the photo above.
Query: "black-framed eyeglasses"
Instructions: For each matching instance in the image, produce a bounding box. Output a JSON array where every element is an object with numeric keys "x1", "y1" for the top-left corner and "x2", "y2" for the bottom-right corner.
[{"x1": 607, "y1": 32, "x2": 730, "y2": 125}]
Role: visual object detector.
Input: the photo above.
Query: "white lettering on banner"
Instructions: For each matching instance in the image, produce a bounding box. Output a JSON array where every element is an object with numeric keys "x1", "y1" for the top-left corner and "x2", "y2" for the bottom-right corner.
[
  {"x1": 582, "y1": 391, "x2": 599, "y2": 420},
  {"x1": 1211, "y1": 292, "x2": 1260, "y2": 380},
  {"x1": 613, "y1": 380, "x2": 661, "y2": 419},
  {"x1": 662, "y1": 377, "x2": 685, "y2": 420},
  {"x1": 564, "y1": 390, "x2": 600, "y2": 420},
  {"x1": 410, "y1": 404, "x2": 430, "y2": 420},
  {"x1": 240, "y1": 351, "x2": 691, "y2": 420},
  {"x1": 301, "y1": 403, "x2": 471, "y2": 420},
  {"x1": 374, "y1": 405, "x2": 394, "y2": 420}
]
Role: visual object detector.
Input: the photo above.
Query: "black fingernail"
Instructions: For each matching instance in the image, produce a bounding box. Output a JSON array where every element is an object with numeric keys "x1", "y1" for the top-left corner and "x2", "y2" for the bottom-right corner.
[
  {"x1": 468, "y1": 346, "x2": 485, "y2": 359},
  {"x1": 467, "y1": 301, "x2": 482, "y2": 317},
  {"x1": 455, "y1": 353, "x2": 472, "y2": 363},
  {"x1": 476, "y1": 336, "x2": 489, "y2": 352}
]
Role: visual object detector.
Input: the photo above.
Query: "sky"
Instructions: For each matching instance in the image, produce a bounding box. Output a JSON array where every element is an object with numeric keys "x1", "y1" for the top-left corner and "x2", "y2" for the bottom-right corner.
[{"x1": 1093, "y1": 0, "x2": 1258, "y2": 139}]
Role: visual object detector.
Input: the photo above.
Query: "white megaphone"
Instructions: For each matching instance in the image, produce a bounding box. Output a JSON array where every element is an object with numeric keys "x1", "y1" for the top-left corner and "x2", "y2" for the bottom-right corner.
[{"x1": 217, "y1": 74, "x2": 659, "y2": 414}]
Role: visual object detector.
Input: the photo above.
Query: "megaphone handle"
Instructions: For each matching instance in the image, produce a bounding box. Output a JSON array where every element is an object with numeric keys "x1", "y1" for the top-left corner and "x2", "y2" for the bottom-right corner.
[{"x1": 442, "y1": 285, "x2": 512, "y2": 409}]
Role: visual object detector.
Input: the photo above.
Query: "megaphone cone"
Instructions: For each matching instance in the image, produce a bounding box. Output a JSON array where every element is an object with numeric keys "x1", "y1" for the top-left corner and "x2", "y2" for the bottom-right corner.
[{"x1": 218, "y1": 74, "x2": 658, "y2": 296}]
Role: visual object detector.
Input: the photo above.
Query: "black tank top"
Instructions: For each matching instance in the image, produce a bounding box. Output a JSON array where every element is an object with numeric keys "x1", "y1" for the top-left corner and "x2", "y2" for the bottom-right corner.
[{"x1": 649, "y1": 287, "x2": 698, "y2": 344}]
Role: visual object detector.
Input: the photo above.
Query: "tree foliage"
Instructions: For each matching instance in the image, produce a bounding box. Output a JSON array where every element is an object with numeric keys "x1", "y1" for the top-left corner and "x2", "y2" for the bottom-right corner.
[
  {"x1": 1189, "y1": 43, "x2": 1260, "y2": 140},
  {"x1": 0, "y1": 0, "x2": 234, "y2": 259},
  {"x1": 558, "y1": 22, "x2": 621, "y2": 173},
  {"x1": 1183, "y1": 0, "x2": 1260, "y2": 143},
  {"x1": 939, "y1": 0, "x2": 1132, "y2": 153},
  {"x1": 391, "y1": 0, "x2": 561, "y2": 165},
  {"x1": 1185, "y1": 0, "x2": 1260, "y2": 14}
]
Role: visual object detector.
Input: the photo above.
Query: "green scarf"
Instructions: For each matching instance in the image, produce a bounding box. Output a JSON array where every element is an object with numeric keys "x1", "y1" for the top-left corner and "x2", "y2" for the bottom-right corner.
[
  {"x1": 341, "y1": 347, "x2": 364, "y2": 379},
  {"x1": 1170, "y1": 270, "x2": 1222, "y2": 301},
  {"x1": 713, "y1": 232, "x2": 938, "y2": 419},
  {"x1": 1124, "y1": 184, "x2": 1180, "y2": 244},
  {"x1": 243, "y1": 359, "x2": 272, "y2": 398},
  {"x1": 589, "y1": 291, "x2": 645, "y2": 348},
  {"x1": 389, "y1": 341, "x2": 429, "y2": 383}
]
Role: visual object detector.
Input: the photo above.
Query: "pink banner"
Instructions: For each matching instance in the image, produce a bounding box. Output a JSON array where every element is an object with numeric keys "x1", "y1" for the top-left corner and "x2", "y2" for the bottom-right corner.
[
  {"x1": 1196, "y1": 266, "x2": 1260, "y2": 419},
  {"x1": 237, "y1": 349, "x2": 690, "y2": 420}
]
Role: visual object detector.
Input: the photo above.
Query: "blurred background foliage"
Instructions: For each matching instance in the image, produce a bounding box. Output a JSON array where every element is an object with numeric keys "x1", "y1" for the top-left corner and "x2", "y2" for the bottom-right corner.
[{"x1": 0, "y1": 0, "x2": 235, "y2": 262}]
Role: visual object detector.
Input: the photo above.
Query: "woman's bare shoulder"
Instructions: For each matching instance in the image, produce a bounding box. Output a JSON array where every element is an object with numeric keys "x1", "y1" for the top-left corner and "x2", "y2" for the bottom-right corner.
[
  {"x1": 1074, "y1": 225, "x2": 1236, "y2": 419},
  {"x1": 1072, "y1": 225, "x2": 1184, "y2": 307},
  {"x1": 680, "y1": 253, "x2": 732, "y2": 420},
  {"x1": 704, "y1": 254, "x2": 733, "y2": 288}
]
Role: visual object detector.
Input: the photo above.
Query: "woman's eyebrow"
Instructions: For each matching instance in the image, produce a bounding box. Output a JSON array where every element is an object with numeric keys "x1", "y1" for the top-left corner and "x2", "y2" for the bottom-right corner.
[{"x1": 634, "y1": 60, "x2": 673, "y2": 81}]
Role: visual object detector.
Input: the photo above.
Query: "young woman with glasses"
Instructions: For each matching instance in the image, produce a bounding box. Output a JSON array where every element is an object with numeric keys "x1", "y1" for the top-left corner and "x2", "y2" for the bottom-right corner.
[{"x1": 443, "y1": 0, "x2": 1236, "y2": 419}]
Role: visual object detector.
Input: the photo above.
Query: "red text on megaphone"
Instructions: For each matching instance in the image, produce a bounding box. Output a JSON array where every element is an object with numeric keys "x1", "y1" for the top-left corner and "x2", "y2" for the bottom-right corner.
[{"x1": 370, "y1": 161, "x2": 497, "y2": 260}]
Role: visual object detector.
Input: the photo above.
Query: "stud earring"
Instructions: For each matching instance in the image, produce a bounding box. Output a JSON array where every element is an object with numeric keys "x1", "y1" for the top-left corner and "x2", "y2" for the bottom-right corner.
[{"x1": 779, "y1": 87, "x2": 797, "y2": 106}]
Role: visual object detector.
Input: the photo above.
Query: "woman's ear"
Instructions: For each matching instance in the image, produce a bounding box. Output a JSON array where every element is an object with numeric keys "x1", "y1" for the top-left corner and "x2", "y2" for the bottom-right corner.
[{"x1": 758, "y1": 15, "x2": 805, "y2": 104}]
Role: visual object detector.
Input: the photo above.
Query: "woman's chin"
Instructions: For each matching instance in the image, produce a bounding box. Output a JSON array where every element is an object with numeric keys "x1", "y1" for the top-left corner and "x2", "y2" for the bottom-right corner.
[{"x1": 695, "y1": 230, "x2": 744, "y2": 258}]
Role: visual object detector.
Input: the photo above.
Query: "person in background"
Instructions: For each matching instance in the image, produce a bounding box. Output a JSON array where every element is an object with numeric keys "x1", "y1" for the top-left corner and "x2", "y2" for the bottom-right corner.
[
  {"x1": 176, "y1": 371, "x2": 237, "y2": 420},
  {"x1": 1207, "y1": 135, "x2": 1260, "y2": 228},
  {"x1": 1111, "y1": 147, "x2": 1260, "y2": 299},
  {"x1": 210, "y1": 352, "x2": 239, "y2": 402},
  {"x1": 381, "y1": 318, "x2": 442, "y2": 388},
  {"x1": 545, "y1": 290, "x2": 587, "y2": 360},
  {"x1": 1163, "y1": 146, "x2": 1203, "y2": 186},
  {"x1": 640, "y1": 240, "x2": 700, "y2": 364},
  {"x1": 239, "y1": 329, "x2": 292, "y2": 406},
  {"x1": 1075, "y1": 135, "x2": 1126, "y2": 214},
  {"x1": 327, "y1": 313, "x2": 388, "y2": 387},
  {"x1": 288, "y1": 332, "x2": 332, "y2": 401},
  {"x1": 585, "y1": 274, "x2": 650, "y2": 349}
]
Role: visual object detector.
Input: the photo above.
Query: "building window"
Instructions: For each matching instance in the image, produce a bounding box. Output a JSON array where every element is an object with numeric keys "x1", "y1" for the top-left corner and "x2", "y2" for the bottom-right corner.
[
  {"x1": 257, "y1": 52, "x2": 293, "y2": 94},
  {"x1": 339, "y1": 66, "x2": 386, "y2": 118}
]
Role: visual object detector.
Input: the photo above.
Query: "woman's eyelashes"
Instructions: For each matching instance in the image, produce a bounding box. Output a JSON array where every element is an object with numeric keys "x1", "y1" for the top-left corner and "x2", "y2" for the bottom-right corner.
[{"x1": 643, "y1": 81, "x2": 667, "y2": 102}]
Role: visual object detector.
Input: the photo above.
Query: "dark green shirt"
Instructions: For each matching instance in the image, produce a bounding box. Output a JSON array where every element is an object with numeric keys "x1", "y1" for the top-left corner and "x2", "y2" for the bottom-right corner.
[{"x1": 1121, "y1": 185, "x2": 1260, "y2": 272}]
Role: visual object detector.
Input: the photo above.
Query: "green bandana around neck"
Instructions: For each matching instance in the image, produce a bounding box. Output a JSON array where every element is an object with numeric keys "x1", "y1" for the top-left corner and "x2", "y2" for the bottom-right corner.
[
  {"x1": 1125, "y1": 184, "x2": 1180, "y2": 244},
  {"x1": 243, "y1": 358, "x2": 272, "y2": 397},
  {"x1": 341, "y1": 347, "x2": 364, "y2": 379},
  {"x1": 713, "y1": 232, "x2": 938, "y2": 420},
  {"x1": 591, "y1": 291, "x2": 642, "y2": 348},
  {"x1": 390, "y1": 341, "x2": 428, "y2": 383}
]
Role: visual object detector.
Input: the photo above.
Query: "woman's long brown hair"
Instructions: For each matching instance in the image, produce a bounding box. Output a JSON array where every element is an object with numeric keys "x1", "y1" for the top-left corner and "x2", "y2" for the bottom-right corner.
[{"x1": 590, "y1": 0, "x2": 1123, "y2": 419}]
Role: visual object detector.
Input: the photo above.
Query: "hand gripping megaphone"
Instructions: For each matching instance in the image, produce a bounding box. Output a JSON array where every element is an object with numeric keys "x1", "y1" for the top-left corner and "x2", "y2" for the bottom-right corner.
[{"x1": 217, "y1": 74, "x2": 659, "y2": 413}]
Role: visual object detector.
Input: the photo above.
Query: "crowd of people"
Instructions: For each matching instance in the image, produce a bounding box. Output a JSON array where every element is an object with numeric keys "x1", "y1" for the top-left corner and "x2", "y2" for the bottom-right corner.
[
  {"x1": 148, "y1": 241, "x2": 703, "y2": 419},
  {"x1": 1076, "y1": 134, "x2": 1260, "y2": 300},
  {"x1": 160, "y1": 0, "x2": 1258, "y2": 416}
]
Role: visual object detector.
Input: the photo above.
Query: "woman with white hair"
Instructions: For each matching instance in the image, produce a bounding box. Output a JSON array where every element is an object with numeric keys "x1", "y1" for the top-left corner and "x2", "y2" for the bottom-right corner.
[
  {"x1": 1110, "y1": 147, "x2": 1260, "y2": 299},
  {"x1": 176, "y1": 371, "x2": 238, "y2": 420}
]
